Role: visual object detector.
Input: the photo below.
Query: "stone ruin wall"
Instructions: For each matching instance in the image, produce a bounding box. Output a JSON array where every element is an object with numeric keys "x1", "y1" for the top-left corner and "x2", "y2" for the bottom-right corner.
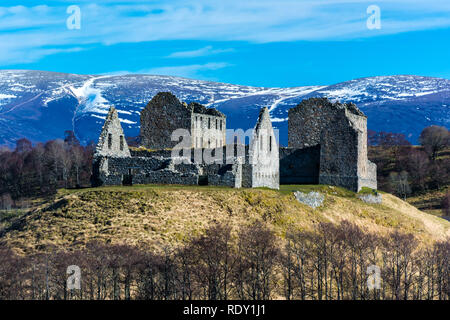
[
  {"x1": 191, "y1": 112, "x2": 226, "y2": 149},
  {"x1": 94, "y1": 124, "x2": 278, "y2": 190},
  {"x1": 93, "y1": 156, "x2": 197, "y2": 186},
  {"x1": 287, "y1": 98, "x2": 377, "y2": 192},
  {"x1": 140, "y1": 92, "x2": 192, "y2": 150},
  {"x1": 95, "y1": 107, "x2": 131, "y2": 158},
  {"x1": 93, "y1": 153, "x2": 242, "y2": 188},
  {"x1": 93, "y1": 94, "x2": 375, "y2": 192},
  {"x1": 140, "y1": 93, "x2": 226, "y2": 150},
  {"x1": 247, "y1": 107, "x2": 280, "y2": 189}
]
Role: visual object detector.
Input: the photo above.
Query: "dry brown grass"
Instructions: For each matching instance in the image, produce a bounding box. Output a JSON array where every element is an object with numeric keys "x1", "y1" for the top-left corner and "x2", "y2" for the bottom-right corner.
[
  {"x1": 407, "y1": 186, "x2": 449, "y2": 218},
  {"x1": 1, "y1": 184, "x2": 449, "y2": 255}
]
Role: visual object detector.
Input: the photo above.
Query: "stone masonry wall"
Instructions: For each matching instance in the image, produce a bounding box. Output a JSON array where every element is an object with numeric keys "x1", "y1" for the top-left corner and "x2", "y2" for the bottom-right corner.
[
  {"x1": 288, "y1": 98, "x2": 376, "y2": 192},
  {"x1": 140, "y1": 93, "x2": 226, "y2": 150},
  {"x1": 248, "y1": 107, "x2": 279, "y2": 189},
  {"x1": 190, "y1": 102, "x2": 226, "y2": 149},
  {"x1": 93, "y1": 95, "x2": 375, "y2": 192},
  {"x1": 93, "y1": 155, "x2": 199, "y2": 186},
  {"x1": 92, "y1": 154, "x2": 242, "y2": 188},
  {"x1": 95, "y1": 107, "x2": 131, "y2": 158},
  {"x1": 140, "y1": 92, "x2": 192, "y2": 150}
]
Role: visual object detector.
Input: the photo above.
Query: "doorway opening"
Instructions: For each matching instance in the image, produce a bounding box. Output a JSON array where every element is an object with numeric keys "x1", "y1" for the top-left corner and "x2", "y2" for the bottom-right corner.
[
  {"x1": 123, "y1": 168, "x2": 133, "y2": 186},
  {"x1": 198, "y1": 175, "x2": 209, "y2": 186}
]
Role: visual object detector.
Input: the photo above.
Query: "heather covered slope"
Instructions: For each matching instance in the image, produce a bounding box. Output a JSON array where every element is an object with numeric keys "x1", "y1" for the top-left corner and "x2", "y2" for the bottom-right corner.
[{"x1": 1, "y1": 185, "x2": 448, "y2": 255}]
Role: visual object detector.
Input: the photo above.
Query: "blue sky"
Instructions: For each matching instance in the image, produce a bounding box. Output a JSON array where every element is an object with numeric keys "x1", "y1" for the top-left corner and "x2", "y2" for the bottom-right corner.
[{"x1": 1, "y1": 0, "x2": 450, "y2": 87}]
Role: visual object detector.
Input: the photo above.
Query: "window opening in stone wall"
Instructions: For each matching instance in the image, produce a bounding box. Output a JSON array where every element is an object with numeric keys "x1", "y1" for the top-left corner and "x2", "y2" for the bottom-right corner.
[
  {"x1": 269, "y1": 136, "x2": 272, "y2": 152},
  {"x1": 216, "y1": 119, "x2": 218, "y2": 129},
  {"x1": 220, "y1": 120, "x2": 223, "y2": 130},
  {"x1": 208, "y1": 118, "x2": 211, "y2": 129},
  {"x1": 108, "y1": 134, "x2": 112, "y2": 149},
  {"x1": 120, "y1": 135, "x2": 124, "y2": 151}
]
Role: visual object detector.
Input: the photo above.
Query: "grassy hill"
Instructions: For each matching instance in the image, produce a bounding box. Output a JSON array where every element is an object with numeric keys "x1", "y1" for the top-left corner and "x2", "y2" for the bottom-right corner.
[{"x1": 1, "y1": 184, "x2": 449, "y2": 255}]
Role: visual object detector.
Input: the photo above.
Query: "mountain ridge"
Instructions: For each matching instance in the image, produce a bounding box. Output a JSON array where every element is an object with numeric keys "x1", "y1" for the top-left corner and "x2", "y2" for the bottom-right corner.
[{"x1": 0, "y1": 70, "x2": 448, "y2": 147}]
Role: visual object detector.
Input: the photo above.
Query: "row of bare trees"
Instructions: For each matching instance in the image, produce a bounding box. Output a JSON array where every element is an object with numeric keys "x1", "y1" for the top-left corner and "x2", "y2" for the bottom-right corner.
[
  {"x1": 385, "y1": 147, "x2": 448, "y2": 198},
  {"x1": 369, "y1": 125, "x2": 449, "y2": 197},
  {"x1": 0, "y1": 132, "x2": 93, "y2": 205},
  {"x1": 283, "y1": 222, "x2": 449, "y2": 300},
  {"x1": 0, "y1": 221, "x2": 448, "y2": 300}
]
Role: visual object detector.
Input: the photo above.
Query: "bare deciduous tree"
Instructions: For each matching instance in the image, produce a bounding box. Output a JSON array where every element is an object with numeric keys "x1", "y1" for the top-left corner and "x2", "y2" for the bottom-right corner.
[
  {"x1": 419, "y1": 125, "x2": 450, "y2": 160},
  {"x1": 235, "y1": 221, "x2": 279, "y2": 300},
  {"x1": 389, "y1": 171, "x2": 411, "y2": 200}
]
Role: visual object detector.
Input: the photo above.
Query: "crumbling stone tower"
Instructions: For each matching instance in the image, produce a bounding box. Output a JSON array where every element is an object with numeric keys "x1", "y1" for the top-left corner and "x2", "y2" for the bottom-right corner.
[
  {"x1": 242, "y1": 107, "x2": 280, "y2": 189},
  {"x1": 92, "y1": 106, "x2": 131, "y2": 187},
  {"x1": 140, "y1": 92, "x2": 226, "y2": 150},
  {"x1": 95, "y1": 106, "x2": 130, "y2": 158},
  {"x1": 287, "y1": 98, "x2": 377, "y2": 192}
]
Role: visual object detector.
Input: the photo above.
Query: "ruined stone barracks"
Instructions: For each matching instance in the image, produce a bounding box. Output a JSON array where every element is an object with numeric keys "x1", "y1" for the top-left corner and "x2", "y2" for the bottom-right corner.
[
  {"x1": 283, "y1": 98, "x2": 377, "y2": 191},
  {"x1": 92, "y1": 93, "x2": 376, "y2": 192},
  {"x1": 92, "y1": 92, "x2": 279, "y2": 189},
  {"x1": 140, "y1": 92, "x2": 226, "y2": 150}
]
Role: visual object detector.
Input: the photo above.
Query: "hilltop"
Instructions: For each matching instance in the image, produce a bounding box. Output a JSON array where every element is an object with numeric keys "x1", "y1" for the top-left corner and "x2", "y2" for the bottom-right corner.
[{"x1": 1, "y1": 184, "x2": 449, "y2": 255}]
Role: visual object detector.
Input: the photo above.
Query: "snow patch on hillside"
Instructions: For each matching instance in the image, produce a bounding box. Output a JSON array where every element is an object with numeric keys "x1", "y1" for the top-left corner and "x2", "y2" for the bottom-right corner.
[
  {"x1": 0, "y1": 94, "x2": 16, "y2": 99},
  {"x1": 0, "y1": 94, "x2": 17, "y2": 108},
  {"x1": 69, "y1": 76, "x2": 111, "y2": 114}
]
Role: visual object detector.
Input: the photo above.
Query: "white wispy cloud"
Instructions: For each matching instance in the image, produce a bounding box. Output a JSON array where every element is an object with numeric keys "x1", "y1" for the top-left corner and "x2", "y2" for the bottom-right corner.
[
  {"x1": 167, "y1": 46, "x2": 234, "y2": 58},
  {"x1": 141, "y1": 62, "x2": 231, "y2": 79},
  {"x1": 1, "y1": 0, "x2": 450, "y2": 65}
]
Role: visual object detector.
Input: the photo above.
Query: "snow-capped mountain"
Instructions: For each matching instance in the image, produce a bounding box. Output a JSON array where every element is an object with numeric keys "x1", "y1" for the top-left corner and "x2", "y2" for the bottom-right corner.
[{"x1": 0, "y1": 70, "x2": 448, "y2": 147}]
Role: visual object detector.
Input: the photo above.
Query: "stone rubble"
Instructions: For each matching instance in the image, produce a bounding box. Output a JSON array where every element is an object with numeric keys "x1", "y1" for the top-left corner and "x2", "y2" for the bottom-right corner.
[
  {"x1": 358, "y1": 193, "x2": 382, "y2": 204},
  {"x1": 293, "y1": 191, "x2": 325, "y2": 209}
]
